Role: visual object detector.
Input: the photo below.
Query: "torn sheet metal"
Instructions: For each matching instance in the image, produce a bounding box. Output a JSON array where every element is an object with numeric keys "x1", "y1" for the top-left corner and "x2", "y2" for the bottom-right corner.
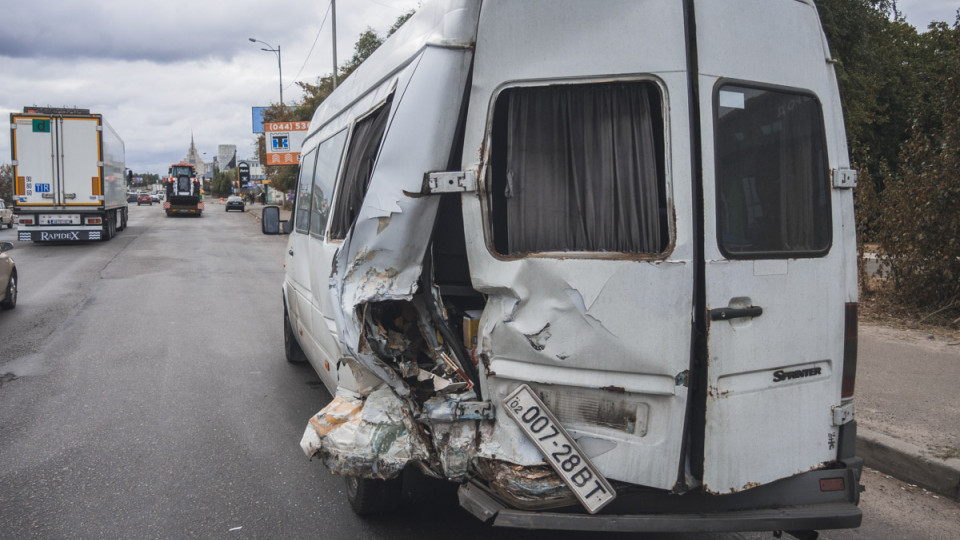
[
  {"x1": 458, "y1": 207, "x2": 694, "y2": 489},
  {"x1": 474, "y1": 459, "x2": 577, "y2": 510},
  {"x1": 301, "y1": 387, "x2": 429, "y2": 479},
  {"x1": 330, "y1": 46, "x2": 475, "y2": 383}
]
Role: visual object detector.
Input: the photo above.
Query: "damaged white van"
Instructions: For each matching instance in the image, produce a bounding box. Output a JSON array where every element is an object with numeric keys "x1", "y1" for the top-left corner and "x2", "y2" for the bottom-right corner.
[{"x1": 262, "y1": 0, "x2": 863, "y2": 535}]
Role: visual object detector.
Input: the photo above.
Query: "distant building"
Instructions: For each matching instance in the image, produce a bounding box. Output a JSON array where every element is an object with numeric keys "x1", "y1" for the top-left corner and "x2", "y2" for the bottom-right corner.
[
  {"x1": 218, "y1": 145, "x2": 237, "y2": 171},
  {"x1": 182, "y1": 133, "x2": 207, "y2": 177}
]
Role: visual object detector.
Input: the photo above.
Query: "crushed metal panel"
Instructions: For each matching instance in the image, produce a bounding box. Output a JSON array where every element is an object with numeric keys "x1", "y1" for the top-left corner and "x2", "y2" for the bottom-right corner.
[{"x1": 301, "y1": 386, "x2": 430, "y2": 479}]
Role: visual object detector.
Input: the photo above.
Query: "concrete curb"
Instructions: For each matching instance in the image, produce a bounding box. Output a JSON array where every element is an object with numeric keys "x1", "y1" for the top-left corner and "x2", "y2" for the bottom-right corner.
[{"x1": 858, "y1": 428, "x2": 960, "y2": 501}]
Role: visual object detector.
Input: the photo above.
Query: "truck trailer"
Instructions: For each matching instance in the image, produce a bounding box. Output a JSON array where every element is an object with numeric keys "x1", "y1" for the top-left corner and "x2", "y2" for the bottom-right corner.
[
  {"x1": 10, "y1": 107, "x2": 128, "y2": 242},
  {"x1": 163, "y1": 163, "x2": 204, "y2": 216}
]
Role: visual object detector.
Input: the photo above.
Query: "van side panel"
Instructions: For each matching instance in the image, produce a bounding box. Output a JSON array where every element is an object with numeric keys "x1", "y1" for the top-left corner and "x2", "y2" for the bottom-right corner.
[
  {"x1": 696, "y1": 0, "x2": 854, "y2": 493},
  {"x1": 329, "y1": 46, "x2": 476, "y2": 372},
  {"x1": 462, "y1": 0, "x2": 694, "y2": 490}
]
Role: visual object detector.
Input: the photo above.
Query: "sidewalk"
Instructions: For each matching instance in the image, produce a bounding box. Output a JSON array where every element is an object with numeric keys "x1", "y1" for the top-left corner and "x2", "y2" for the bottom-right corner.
[{"x1": 857, "y1": 323, "x2": 960, "y2": 500}]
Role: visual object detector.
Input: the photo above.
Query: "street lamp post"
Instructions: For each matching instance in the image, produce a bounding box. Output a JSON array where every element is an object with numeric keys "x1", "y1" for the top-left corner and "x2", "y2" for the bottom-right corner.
[{"x1": 248, "y1": 38, "x2": 283, "y2": 107}]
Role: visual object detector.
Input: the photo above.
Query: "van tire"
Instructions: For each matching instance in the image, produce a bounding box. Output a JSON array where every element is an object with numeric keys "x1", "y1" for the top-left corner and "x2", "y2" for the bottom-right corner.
[
  {"x1": 344, "y1": 475, "x2": 402, "y2": 516},
  {"x1": 1, "y1": 272, "x2": 17, "y2": 310},
  {"x1": 284, "y1": 306, "x2": 308, "y2": 364}
]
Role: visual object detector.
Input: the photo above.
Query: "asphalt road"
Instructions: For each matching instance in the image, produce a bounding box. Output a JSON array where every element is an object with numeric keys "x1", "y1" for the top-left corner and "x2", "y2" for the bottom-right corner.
[{"x1": 0, "y1": 203, "x2": 957, "y2": 539}]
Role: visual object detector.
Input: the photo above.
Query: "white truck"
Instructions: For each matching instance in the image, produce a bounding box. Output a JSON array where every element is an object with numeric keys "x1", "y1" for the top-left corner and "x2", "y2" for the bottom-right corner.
[{"x1": 10, "y1": 107, "x2": 128, "y2": 242}]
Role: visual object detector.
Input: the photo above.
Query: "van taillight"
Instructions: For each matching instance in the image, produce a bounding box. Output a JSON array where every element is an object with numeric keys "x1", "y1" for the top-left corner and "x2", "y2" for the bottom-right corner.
[
  {"x1": 20, "y1": 216, "x2": 33, "y2": 225},
  {"x1": 842, "y1": 303, "x2": 858, "y2": 398},
  {"x1": 86, "y1": 217, "x2": 102, "y2": 225}
]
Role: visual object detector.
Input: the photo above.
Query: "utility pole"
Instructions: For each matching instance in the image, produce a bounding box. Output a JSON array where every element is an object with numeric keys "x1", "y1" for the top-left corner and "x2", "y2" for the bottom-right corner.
[{"x1": 331, "y1": 0, "x2": 338, "y2": 89}]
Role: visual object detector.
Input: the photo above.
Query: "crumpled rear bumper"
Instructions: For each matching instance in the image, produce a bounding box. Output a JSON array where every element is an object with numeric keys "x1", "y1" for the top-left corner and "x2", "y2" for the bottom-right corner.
[{"x1": 459, "y1": 465, "x2": 862, "y2": 533}]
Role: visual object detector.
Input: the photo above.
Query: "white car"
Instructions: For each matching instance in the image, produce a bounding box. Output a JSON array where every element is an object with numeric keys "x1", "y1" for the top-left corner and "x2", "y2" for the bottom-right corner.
[{"x1": 0, "y1": 200, "x2": 13, "y2": 229}]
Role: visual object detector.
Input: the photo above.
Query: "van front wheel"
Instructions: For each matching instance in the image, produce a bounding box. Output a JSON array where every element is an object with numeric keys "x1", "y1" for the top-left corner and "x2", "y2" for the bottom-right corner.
[{"x1": 344, "y1": 475, "x2": 402, "y2": 516}]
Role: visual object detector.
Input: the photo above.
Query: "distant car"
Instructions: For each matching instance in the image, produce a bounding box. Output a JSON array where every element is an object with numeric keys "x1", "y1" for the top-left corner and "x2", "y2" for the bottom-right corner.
[
  {"x1": 225, "y1": 196, "x2": 245, "y2": 212},
  {"x1": 0, "y1": 200, "x2": 12, "y2": 229},
  {"x1": 0, "y1": 242, "x2": 17, "y2": 310},
  {"x1": 137, "y1": 193, "x2": 153, "y2": 206},
  {"x1": 127, "y1": 192, "x2": 138, "y2": 203},
  {"x1": 151, "y1": 193, "x2": 160, "y2": 203}
]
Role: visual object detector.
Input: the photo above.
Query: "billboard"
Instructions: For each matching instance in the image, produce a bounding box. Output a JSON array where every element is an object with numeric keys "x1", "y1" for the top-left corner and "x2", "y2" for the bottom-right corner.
[
  {"x1": 264, "y1": 121, "x2": 310, "y2": 166},
  {"x1": 252, "y1": 107, "x2": 267, "y2": 134}
]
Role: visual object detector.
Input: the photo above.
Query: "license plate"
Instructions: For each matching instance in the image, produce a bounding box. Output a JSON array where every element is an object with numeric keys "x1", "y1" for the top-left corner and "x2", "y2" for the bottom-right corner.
[
  {"x1": 39, "y1": 214, "x2": 80, "y2": 225},
  {"x1": 502, "y1": 384, "x2": 616, "y2": 513}
]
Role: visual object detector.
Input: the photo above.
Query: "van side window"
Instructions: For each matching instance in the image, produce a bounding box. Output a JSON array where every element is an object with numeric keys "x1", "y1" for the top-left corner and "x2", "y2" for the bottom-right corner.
[
  {"x1": 488, "y1": 81, "x2": 668, "y2": 255},
  {"x1": 294, "y1": 148, "x2": 318, "y2": 234},
  {"x1": 329, "y1": 96, "x2": 394, "y2": 240},
  {"x1": 715, "y1": 84, "x2": 831, "y2": 257},
  {"x1": 310, "y1": 129, "x2": 348, "y2": 238}
]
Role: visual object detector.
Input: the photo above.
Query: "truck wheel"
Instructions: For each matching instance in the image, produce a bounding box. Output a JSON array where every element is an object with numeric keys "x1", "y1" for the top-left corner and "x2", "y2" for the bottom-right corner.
[
  {"x1": 1, "y1": 272, "x2": 16, "y2": 310},
  {"x1": 344, "y1": 475, "x2": 402, "y2": 516},
  {"x1": 102, "y1": 218, "x2": 115, "y2": 241},
  {"x1": 284, "y1": 307, "x2": 308, "y2": 364}
]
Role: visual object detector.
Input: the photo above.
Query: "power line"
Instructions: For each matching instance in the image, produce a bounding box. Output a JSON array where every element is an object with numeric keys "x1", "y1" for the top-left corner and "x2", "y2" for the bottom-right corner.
[{"x1": 286, "y1": 0, "x2": 332, "y2": 90}]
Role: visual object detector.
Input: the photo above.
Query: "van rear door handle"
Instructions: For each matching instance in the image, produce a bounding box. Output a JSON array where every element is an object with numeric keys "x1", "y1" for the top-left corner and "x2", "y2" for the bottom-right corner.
[
  {"x1": 288, "y1": 249, "x2": 294, "y2": 256},
  {"x1": 710, "y1": 306, "x2": 763, "y2": 321}
]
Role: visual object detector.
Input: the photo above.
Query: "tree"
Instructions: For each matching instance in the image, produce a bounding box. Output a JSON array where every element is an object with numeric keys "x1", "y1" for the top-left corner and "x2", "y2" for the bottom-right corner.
[
  {"x1": 257, "y1": 10, "x2": 415, "y2": 199},
  {"x1": 210, "y1": 169, "x2": 237, "y2": 198},
  {"x1": 0, "y1": 164, "x2": 12, "y2": 203},
  {"x1": 870, "y1": 22, "x2": 960, "y2": 310}
]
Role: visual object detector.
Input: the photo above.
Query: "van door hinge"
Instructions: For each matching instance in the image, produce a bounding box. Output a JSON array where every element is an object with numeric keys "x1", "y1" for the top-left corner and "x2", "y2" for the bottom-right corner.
[
  {"x1": 425, "y1": 171, "x2": 477, "y2": 194},
  {"x1": 832, "y1": 402, "x2": 855, "y2": 426},
  {"x1": 832, "y1": 168, "x2": 857, "y2": 189}
]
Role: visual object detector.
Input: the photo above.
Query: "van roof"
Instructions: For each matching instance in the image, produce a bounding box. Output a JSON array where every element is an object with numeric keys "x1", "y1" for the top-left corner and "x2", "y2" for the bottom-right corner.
[{"x1": 309, "y1": 0, "x2": 480, "y2": 132}]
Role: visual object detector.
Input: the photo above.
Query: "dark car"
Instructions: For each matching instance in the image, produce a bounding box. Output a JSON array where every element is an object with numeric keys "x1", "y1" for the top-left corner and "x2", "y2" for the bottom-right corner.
[
  {"x1": 225, "y1": 195, "x2": 245, "y2": 212},
  {"x1": 137, "y1": 193, "x2": 152, "y2": 206},
  {"x1": 127, "y1": 192, "x2": 138, "y2": 203},
  {"x1": 1, "y1": 242, "x2": 17, "y2": 310}
]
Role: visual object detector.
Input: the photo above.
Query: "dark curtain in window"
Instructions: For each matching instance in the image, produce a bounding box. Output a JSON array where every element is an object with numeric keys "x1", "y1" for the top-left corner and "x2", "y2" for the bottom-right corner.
[
  {"x1": 778, "y1": 100, "x2": 827, "y2": 251},
  {"x1": 495, "y1": 83, "x2": 663, "y2": 254},
  {"x1": 329, "y1": 96, "x2": 394, "y2": 239}
]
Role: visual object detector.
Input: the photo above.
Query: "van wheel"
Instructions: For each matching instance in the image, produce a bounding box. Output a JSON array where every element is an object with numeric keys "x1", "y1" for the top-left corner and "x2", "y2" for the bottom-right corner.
[
  {"x1": 284, "y1": 307, "x2": 307, "y2": 363},
  {"x1": 344, "y1": 475, "x2": 402, "y2": 516},
  {"x1": 1, "y1": 273, "x2": 17, "y2": 310}
]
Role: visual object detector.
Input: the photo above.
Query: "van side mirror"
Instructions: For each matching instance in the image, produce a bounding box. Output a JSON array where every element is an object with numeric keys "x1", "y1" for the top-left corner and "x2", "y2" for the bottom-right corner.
[
  {"x1": 262, "y1": 206, "x2": 290, "y2": 235},
  {"x1": 0, "y1": 242, "x2": 13, "y2": 253}
]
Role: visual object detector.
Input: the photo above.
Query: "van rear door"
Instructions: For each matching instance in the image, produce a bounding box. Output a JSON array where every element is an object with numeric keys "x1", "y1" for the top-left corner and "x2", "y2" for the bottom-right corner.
[
  {"x1": 11, "y1": 113, "x2": 57, "y2": 207},
  {"x1": 696, "y1": 0, "x2": 853, "y2": 493},
  {"x1": 59, "y1": 116, "x2": 101, "y2": 207},
  {"x1": 462, "y1": 0, "x2": 694, "y2": 491}
]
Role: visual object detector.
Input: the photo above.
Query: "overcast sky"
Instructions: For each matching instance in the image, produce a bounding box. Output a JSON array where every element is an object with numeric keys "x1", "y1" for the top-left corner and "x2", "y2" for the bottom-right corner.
[
  {"x1": 0, "y1": 0, "x2": 419, "y2": 175},
  {"x1": 0, "y1": 0, "x2": 956, "y2": 176}
]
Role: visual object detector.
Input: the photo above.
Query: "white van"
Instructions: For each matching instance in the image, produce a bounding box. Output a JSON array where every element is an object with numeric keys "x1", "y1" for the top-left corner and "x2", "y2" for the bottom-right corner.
[{"x1": 263, "y1": 0, "x2": 862, "y2": 534}]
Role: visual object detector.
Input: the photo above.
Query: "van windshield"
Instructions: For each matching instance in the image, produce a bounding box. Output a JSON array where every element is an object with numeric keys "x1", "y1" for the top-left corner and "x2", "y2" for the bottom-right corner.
[
  {"x1": 488, "y1": 81, "x2": 668, "y2": 255},
  {"x1": 714, "y1": 84, "x2": 831, "y2": 257}
]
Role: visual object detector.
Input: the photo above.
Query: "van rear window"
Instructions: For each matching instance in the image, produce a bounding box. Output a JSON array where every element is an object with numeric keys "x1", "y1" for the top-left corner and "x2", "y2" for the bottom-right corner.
[
  {"x1": 715, "y1": 84, "x2": 831, "y2": 257},
  {"x1": 488, "y1": 81, "x2": 668, "y2": 255}
]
